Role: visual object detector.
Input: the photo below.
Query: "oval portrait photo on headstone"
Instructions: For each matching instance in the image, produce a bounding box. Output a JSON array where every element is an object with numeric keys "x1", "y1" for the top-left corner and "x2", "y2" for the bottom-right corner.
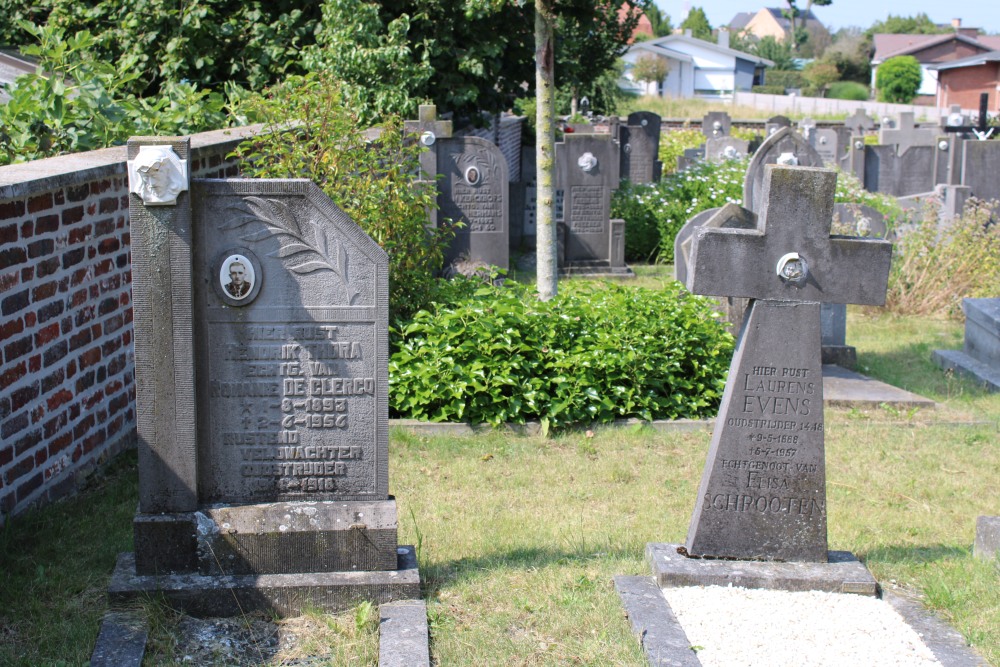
[
  {"x1": 464, "y1": 165, "x2": 481, "y2": 186},
  {"x1": 215, "y1": 249, "x2": 262, "y2": 306}
]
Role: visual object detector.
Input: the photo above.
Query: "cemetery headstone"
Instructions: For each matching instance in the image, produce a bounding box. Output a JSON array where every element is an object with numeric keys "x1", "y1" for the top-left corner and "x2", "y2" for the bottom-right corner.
[
  {"x1": 109, "y1": 137, "x2": 419, "y2": 616},
  {"x1": 682, "y1": 165, "x2": 892, "y2": 562},
  {"x1": 702, "y1": 111, "x2": 732, "y2": 138},
  {"x1": 677, "y1": 147, "x2": 703, "y2": 172},
  {"x1": 933, "y1": 298, "x2": 1000, "y2": 391},
  {"x1": 743, "y1": 127, "x2": 824, "y2": 213},
  {"x1": 764, "y1": 114, "x2": 792, "y2": 136},
  {"x1": 705, "y1": 136, "x2": 749, "y2": 163},
  {"x1": 555, "y1": 133, "x2": 630, "y2": 275},
  {"x1": 619, "y1": 111, "x2": 662, "y2": 183},
  {"x1": 942, "y1": 104, "x2": 969, "y2": 130},
  {"x1": 961, "y1": 140, "x2": 1000, "y2": 202},
  {"x1": 435, "y1": 136, "x2": 509, "y2": 271},
  {"x1": 811, "y1": 128, "x2": 840, "y2": 165},
  {"x1": 878, "y1": 112, "x2": 937, "y2": 156},
  {"x1": 843, "y1": 108, "x2": 874, "y2": 136},
  {"x1": 405, "y1": 105, "x2": 453, "y2": 227}
]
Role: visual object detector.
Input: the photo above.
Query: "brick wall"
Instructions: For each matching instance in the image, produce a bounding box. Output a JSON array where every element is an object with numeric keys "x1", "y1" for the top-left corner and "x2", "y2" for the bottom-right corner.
[
  {"x1": 0, "y1": 126, "x2": 262, "y2": 525},
  {"x1": 938, "y1": 63, "x2": 1000, "y2": 112}
]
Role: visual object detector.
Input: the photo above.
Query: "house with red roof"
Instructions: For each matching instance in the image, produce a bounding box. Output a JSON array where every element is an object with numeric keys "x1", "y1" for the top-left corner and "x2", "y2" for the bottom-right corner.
[
  {"x1": 871, "y1": 21, "x2": 1000, "y2": 105},
  {"x1": 928, "y1": 52, "x2": 1000, "y2": 113}
]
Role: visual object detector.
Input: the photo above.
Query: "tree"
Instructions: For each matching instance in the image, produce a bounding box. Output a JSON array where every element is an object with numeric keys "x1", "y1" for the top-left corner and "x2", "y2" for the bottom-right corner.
[
  {"x1": 755, "y1": 36, "x2": 796, "y2": 70},
  {"x1": 802, "y1": 60, "x2": 839, "y2": 95},
  {"x1": 875, "y1": 55, "x2": 922, "y2": 103},
  {"x1": 783, "y1": 0, "x2": 831, "y2": 54},
  {"x1": 632, "y1": 55, "x2": 670, "y2": 94},
  {"x1": 644, "y1": 3, "x2": 673, "y2": 37},
  {"x1": 822, "y1": 27, "x2": 871, "y2": 84},
  {"x1": 679, "y1": 7, "x2": 712, "y2": 41},
  {"x1": 535, "y1": 0, "x2": 558, "y2": 301},
  {"x1": 865, "y1": 13, "x2": 951, "y2": 39}
]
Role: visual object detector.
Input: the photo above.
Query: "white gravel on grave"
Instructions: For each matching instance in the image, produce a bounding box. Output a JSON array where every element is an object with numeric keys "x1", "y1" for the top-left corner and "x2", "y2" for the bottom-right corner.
[{"x1": 662, "y1": 585, "x2": 942, "y2": 667}]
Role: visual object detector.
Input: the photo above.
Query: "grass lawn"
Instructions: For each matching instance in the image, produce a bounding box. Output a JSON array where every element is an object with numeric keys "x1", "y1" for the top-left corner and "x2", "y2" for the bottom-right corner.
[{"x1": 1, "y1": 270, "x2": 998, "y2": 665}]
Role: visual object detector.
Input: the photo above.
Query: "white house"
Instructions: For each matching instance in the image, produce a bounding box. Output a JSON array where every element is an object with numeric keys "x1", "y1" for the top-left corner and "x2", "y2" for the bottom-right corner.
[{"x1": 622, "y1": 31, "x2": 773, "y2": 98}]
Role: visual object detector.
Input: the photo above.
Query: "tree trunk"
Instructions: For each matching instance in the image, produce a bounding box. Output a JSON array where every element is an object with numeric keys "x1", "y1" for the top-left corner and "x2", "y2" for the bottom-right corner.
[{"x1": 535, "y1": 0, "x2": 558, "y2": 301}]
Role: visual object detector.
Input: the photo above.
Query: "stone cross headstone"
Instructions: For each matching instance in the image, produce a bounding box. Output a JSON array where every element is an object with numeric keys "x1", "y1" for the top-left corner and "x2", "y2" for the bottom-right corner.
[
  {"x1": 112, "y1": 137, "x2": 418, "y2": 616},
  {"x1": 705, "y1": 136, "x2": 749, "y2": 163},
  {"x1": 702, "y1": 111, "x2": 732, "y2": 138},
  {"x1": 844, "y1": 108, "x2": 874, "y2": 136},
  {"x1": 743, "y1": 127, "x2": 824, "y2": 213},
  {"x1": 555, "y1": 133, "x2": 628, "y2": 272},
  {"x1": 405, "y1": 105, "x2": 454, "y2": 226},
  {"x1": 435, "y1": 136, "x2": 509, "y2": 271},
  {"x1": 878, "y1": 112, "x2": 937, "y2": 156},
  {"x1": 619, "y1": 111, "x2": 662, "y2": 183},
  {"x1": 683, "y1": 165, "x2": 892, "y2": 561},
  {"x1": 765, "y1": 115, "x2": 792, "y2": 136}
]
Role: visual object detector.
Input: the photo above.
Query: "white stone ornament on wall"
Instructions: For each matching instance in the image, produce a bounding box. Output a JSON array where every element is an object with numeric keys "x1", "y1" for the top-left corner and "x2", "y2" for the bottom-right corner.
[{"x1": 128, "y1": 145, "x2": 189, "y2": 206}]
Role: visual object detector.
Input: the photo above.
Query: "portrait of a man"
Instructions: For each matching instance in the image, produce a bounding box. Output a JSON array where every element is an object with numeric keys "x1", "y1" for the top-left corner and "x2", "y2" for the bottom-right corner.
[{"x1": 223, "y1": 257, "x2": 253, "y2": 299}]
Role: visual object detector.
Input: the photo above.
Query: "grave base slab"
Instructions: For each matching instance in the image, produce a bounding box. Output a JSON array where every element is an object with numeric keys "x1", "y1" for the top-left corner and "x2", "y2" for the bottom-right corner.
[
  {"x1": 646, "y1": 543, "x2": 878, "y2": 596},
  {"x1": 109, "y1": 547, "x2": 420, "y2": 617},
  {"x1": 558, "y1": 261, "x2": 635, "y2": 278},
  {"x1": 932, "y1": 349, "x2": 1000, "y2": 392},
  {"x1": 821, "y1": 344, "x2": 857, "y2": 369}
]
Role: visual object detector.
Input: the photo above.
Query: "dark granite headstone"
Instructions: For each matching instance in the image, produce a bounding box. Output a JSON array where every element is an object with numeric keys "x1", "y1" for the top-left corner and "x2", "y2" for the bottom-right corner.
[
  {"x1": 764, "y1": 115, "x2": 792, "y2": 136},
  {"x1": 112, "y1": 137, "x2": 419, "y2": 616},
  {"x1": 811, "y1": 128, "x2": 840, "y2": 165},
  {"x1": 555, "y1": 133, "x2": 630, "y2": 275},
  {"x1": 844, "y1": 108, "x2": 874, "y2": 136},
  {"x1": 620, "y1": 111, "x2": 662, "y2": 183},
  {"x1": 705, "y1": 136, "x2": 749, "y2": 163},
  {"x1": 962, "y1": 140, "x2": 1000, "y2": 202},
  {"x1": 878, "y1": 112, "x2": 937, "y2": 157},
  {"x1": 405, "y1": 105, "x2": 454, "y2": 226},
  {"x1": 702, "y1": 111, "x2": 732, "y2": 138},
  {"x1": 683, "y1": 165, "x2": 892, "y2": 561},
  {"x1": 436, "y1": 136, "x2": 509, "y2": 270}
]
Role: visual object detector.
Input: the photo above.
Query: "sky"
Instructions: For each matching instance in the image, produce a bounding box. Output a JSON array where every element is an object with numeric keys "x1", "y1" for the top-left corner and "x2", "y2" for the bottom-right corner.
[{"x1": 655, "y1": 0, "x2": 1000, "y2": 36}]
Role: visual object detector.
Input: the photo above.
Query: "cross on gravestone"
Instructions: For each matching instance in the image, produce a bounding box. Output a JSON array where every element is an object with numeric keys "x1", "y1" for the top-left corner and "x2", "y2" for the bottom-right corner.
[
  {"x1": 743, "y1": 127, "x2": 824, "y2": 214},
  {"x1": 110, "y1": 138, "x2": 419, "y2": 616},
  {"x1": 843, "y1": 108, "x2": 874, "y2": 136},
  {"x1": 682, "y1": 166, "x2": 892, "y2": 561},
  {"x1": 878, "y1": 112, "x2": 938, "y2": 157},
  {"x1": 405, "y1": 105, "x2": 454, "y2": 226},
  {"x1": 702, "y1": 111, "x2": 732, "y2": 138}
]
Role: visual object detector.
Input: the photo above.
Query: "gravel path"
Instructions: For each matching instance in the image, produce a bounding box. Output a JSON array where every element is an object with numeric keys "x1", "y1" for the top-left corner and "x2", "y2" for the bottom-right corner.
[{"x1": 662, "y1": 585, "x2": 942, "y2": 667}]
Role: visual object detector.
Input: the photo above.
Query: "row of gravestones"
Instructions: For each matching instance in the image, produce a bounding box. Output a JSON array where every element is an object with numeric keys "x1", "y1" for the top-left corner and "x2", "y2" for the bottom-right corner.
[{"x1": 108, "y1": 136, "x2": 902, "y2": 638}]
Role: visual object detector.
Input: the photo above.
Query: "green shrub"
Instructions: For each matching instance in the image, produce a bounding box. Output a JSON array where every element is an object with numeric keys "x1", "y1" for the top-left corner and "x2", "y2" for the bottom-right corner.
[
  {"x1": 752, "y1": 85, "x2": 786, "y2": 95},
  {"x1": 612, "y1": 180, "x2": 662, "y2": 262},
  {"x1": 876, "y1": 55, "x2": 922, "y2": 104},
  {"x1": 763, "y1": 70, "x2": 806, "y2": 90},
  {"x1": 885, "y1": 199, "x2": 1000, "y2": 318},
  {"x1": 390, "y1": 281, "x2": 734, "y2": 429},
  {"x1": 827, "y1": 81, "x2": 869, "y2": 101},
  {"x1": 657, "y1": 128, "x2": 705, "y2": 174},
  {"x1": 234, "y1": 74, "x2": 453, "y2": 321}
]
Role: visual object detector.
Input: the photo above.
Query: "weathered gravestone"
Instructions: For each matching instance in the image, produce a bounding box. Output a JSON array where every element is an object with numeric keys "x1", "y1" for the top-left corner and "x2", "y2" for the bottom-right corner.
[
  {"x1": 812, "y1": 128, "x2": 840, "y2": 165},
  {"x1": 109, "y1": 138, "x2": 419, "y2": 616},
  {"x1": 702, "y1": 111, "x2": 732, "y2": 138},
  {"x1": 705, "y1": 136, "x2": 749, "y2": 163},
  {"x1": 405, "y1": 104, "x2": 453, "y2": 227},
  {"x1": 619, "y1": 111, "x2": 662, "y2": 183},
  {"x1": 933, "y1": 298, "x2": 1000, "y2": 392},
  {"x1": 435, "y1": 136, "x2": 509, "y2": 271},
  {"x1": 764, "y1": 114, "x2": 792, "y2": 136},
  {"x1": 878, "y1": 112, "x2": 938, "y2": 156},
  {"x1": 844, "y1": 108, "x2": 874, "y2": 137},
  {"x1": 744, "y1": 127, "x2": 824, "y2": 212},
  {"x1": 686, "y1": 166, "x2": 891, "y2": 561},
  {"x1": 649, "y1": 166, "x2": 890, "y2": 589},
  {"x1": 555, "y1": 133, "x2": 631, "y2": 275}
]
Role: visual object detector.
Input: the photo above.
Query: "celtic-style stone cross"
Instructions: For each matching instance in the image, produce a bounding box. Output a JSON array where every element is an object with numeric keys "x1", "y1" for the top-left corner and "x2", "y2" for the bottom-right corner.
[{"x1": 683, "y1": 165, "x2": 892, "y2": 562}]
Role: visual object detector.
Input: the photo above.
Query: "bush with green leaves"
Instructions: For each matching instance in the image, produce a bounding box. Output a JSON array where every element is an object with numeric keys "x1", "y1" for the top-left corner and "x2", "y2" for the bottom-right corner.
[
  {"x1": 611, "y1": 158, "x2": 905, "y2": 264},
  {"x1": 827, "y1": 81, "x2": 869, "y2": 101},
  {"x1": 390, "y1": 280, "x2": 734, "y2": 430},
  {"x1": 234, "y1": 74, "x2": 453, "y2": 321},
  {"x1": 876, "y1": 56, "x2": 922, "y2": 104},
  {"x1": 0, "y1": 21, "x2": 234, "y2": 165}
]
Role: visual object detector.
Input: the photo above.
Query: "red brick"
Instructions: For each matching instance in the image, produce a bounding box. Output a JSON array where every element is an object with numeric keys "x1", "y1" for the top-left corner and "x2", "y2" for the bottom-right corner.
[
  {"x1": 66, "y1": 358, "x2": 77, "y2": 379},
  {"x1": 62, "y1": 248, "x2": 85, "y2": 269},
  {"x1": 62, "y1": 206, "x2": 84, "y2": 226},
  {"x1": 66, "y1": 184, "x2": 90, "y2": 202},
  {"x1": 79, "y1": 346, "x2": 102, "y2": 370},
  {"x1": 41, "y1": 366, "x2": 64, "y2": 393},
  {"x1": 2, "y1": 412, "x2": 29, "y2": 440},
  {"x1": 36, "y1": 257, "x2": 60, "y2": 278},
  {"x1": 98, "y1": 197, "x2": 118, "y2": 214},
  {"x1": 0, "y1": 247, "x2": 27, "y2": 271},
  {"x1": 5, "y1": 455, "x2": 33, "y2": 484},
  {"x1": 28, "y1": 238, "x2": 54, "y2": 258},
  {"x1": 0, "y1": 317, "x2": 24, "y2": 342},
  {"x1": 68, "y1": 225, "x2": 92, "y2": 244},
  {"x1": 42, "y1": 340, "x2": 67, "y2": 368},
  {"x1": 4, "y1": 334, "x2": 33, "y2": 363},
  {"x1": 94, "y1": 259, "x2": 113, "y2": 277},
  {"x1": 107, "y1": 413, "x2": 125, "y2": 437},
  {"x1": 103, "y1": 313, "x2": 124, "y2": 335},
  {"x1": 20, "y1": 220, "x2": 33, "y2": 237},
  {"x1": 94, "y1": 219, "x2": 115, "y2": 236},
  {"x1": 35, "y1": 214, "x2": 59, "y2": 234},
  {"x1": 21, "y1": 266, "x2": 34, "y2": 282},
  {"x1": 48, "y1": 432, "x2": 72, "y2": 456},
  {"x1": 10, "y1": 382, "x2": 39, "y2": 412},
  {"x1": 0, "y1": 271, "x2": 18, "y2": 293},
  {"x1": 86, "y1": 202, "x2": 97, "y2": 216},
  {"x1": 31, "y1": 404, "x2": 44, "y2": 424},
  {"x1": 73, "y1": 412, "x2": 95, "y2": 440},
  {"x1": 1, "y1": 360, "x2": 27, "y2": 390},
  {"x1": 0, "y1": 223, "x2": 16, "y2": 244},
  {"x1": 28, "y1": 354, "x2": 40, "y2": 372},
  {"x1": 36, "y1": 299, "x2": 64, "y2": 324},
  {"x1": 34, "y1": 448, "x2": 47, "y2": 466},
  {"x1": 69, "y1": 328, "x2": 92, "y2": 352},
  {"x1": 27, "y1": 193, "x2": 53, "y2": 214},
  {"x1": 83, "y1": 389, "x2": 105, "y2": 410},
  {"x1": 24, "y1": 310, "x2": 35, "y2": 327},
  {"x1": 34, "y1": 322, "x2": 60, "y2": 347},
  {"x1": 60, "y1": 315, "x2": 72, "y2": 335},
  {"x1": 47, "y1": 389, "x2": 73, "y2": 412},
  {"x1": 2, "y1": 288, "x2": 29, "y2": 316},
  {"x1": 31, "y1": 281, "x2": 58, "y2": 303},
  {"x1": 0, "y1": 445, "x2": 12, "y2": 466},
  {"x1": 75, "y1": 369, "x2": 96, "y2": 393},
  {"x1": 90, "y1": 179, "x2": 112, "y2": 195},
  {"x1": 16, "y1": 472, "x2": 43, "y2": 503},
  {"x1": 98, "y1": 296, "x2": 117, "y2": 315},
  {"x1": 69, "y1": 288, "x2": 88, "y2": 308},
  {"x1": 82, "y1": 430, "x2": 105, "y2": 455},
  {"x1": 0, "y1": 200, "x2": 26, "y2": 220}
]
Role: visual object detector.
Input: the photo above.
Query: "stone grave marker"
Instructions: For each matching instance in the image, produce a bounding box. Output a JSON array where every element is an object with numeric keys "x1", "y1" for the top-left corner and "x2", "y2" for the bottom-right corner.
[
  {"x1": 702, "y1": 111, "x2": 732, "y2": 138},
  {"x1": 743, "y1": 126, "x2": 824, "y2": 213},
  {"x1": 933, "y1": 298, "x2": 1000, "y2": 391},
  {"x1": 942, "y1": 104, "x2": 969, "y2": 130},
  {"x1": 705, "y1": 136, "x2": 749, "y2": 163},
  {"x1": 844, "y1": 108, "x2": 874, "y2": 136},
  {"x1": 619, "y1": 111, "x2": 662, "y2": 183},
  {"x1": 681, "y1": 165, "x2": 892, "y2": 564},
  {"x1": 555, "y1": 133, "x2": 630, "y2": 275},
  {"x1": 109, "y1": 138, "x2": 419, "y2": 616},
  {"x1": 878, "y1": 111, "x2": 937, "y2": 156},
  {"x1": 405, "y1": 105, "x2": 453, "y2": 226},
  {"x1": 812, "y1": 128, "x2": 840, "y2": 165},
  {"x1": 764, "y1": 114, "x2": 792, "y2": 136},
  {"x1": 435, "y1": 135, "x2": 509, "y2": 271}
]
